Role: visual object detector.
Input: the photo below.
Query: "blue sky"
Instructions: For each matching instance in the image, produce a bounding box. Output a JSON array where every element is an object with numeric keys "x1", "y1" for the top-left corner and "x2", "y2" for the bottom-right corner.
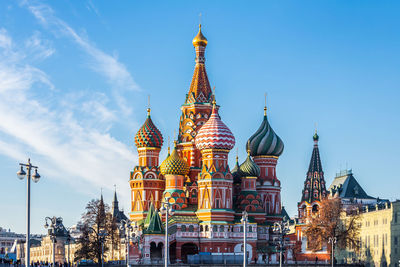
[{"x1": 0, "y1": 0, "x2": 399, "y2": 234}]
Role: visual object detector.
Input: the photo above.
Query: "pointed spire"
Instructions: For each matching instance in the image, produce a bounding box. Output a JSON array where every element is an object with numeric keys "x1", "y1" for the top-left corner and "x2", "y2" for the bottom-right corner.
[
  {"x1": 144, "y1": 203, "x2": 155, "y2": 227},
  {"x1": 264, "y1": 93, "x2": 267, "y2": 116},
  {"x1": 145, "y1": 208, "x2": 164, "y2": 234},
  {"x1": 185, "y1": 24, "x2": 212, "y2": 104},
  {"x1": 112, "y1": 185, "x2": 119, "y2": 217},
  {"x1": 301, "y1": 131, "x2": 327, "y2": 203}
]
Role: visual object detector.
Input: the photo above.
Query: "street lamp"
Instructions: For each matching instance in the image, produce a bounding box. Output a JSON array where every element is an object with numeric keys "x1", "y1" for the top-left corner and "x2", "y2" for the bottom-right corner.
[
  {"x1": 66, "y1": 227, "x2": 72, "y2": 267},
  {"x1": 89, "y1": 227, "x2": 108, "y2": 267},
  {"x1": 44, "y1": 217, "x2": 63, "y2": 267},
  {"x1": 131, "y1": 222, "x2": 143, "y2": 263},
  {"x1": 160, "y1": 198, "x2": 175, "y2": 267},
  {"x1": 241, "y1": 211, "x2": 248, "y2": 267},
  {"x1": 120, "y1": 219, "x2": 144, "y2": 267},
  {"x1": 272, "y1": 219, "x2": 290, "y2": 267},
  {"x1": 17, "y1": 158, "x2": 41, "y2": 267},
  {"x1": 328, "y1": 237, "x2": 337, "y2": 267}
]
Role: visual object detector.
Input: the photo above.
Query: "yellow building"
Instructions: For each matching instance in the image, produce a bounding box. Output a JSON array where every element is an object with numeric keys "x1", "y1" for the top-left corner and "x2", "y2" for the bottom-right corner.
[{"x1": 337, "y1": 200, "x2": 400, "y2": 267}]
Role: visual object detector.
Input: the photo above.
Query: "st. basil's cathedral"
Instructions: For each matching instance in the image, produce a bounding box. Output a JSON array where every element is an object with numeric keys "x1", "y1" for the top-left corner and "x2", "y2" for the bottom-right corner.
[{"x1": 129, "y1": 25, "x2": 285, "y2": 264}]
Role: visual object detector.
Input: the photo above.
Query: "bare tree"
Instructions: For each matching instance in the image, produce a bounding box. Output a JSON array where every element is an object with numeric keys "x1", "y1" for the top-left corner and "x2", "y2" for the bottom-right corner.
[
  {"x1": 304, "y1": 198, "x2": 361, "y2": 253},
  {"x1": 75, "y1": 198, "x2": 111, "y2": 265}
]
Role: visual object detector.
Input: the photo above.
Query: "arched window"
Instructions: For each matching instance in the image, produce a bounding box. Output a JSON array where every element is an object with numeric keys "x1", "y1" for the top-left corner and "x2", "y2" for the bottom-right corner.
[
  {"x1": 200, "y1": 225, "x2": 203, "y2": 232},
  {"x1": 220, "y1": 225, "x2": 224, "y2": 232},
  {"x1": 181, "y1": 225, "x2": 186, "y2": 232},
  {"x1": 205, "y1": 225, "x2": 209, "y2": 231},
  {"x1": 213, "y1": 225, "x2": 218, "y2": 232},
  {"x1": 188, "y1": 225, "x2": 194, "y2": 232}
]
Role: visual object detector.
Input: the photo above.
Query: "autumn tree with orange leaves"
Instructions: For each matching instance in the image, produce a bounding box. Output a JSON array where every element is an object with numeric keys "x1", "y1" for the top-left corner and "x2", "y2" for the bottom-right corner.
[{"x1": 304, "y1": 197, "x2": 361, "y2": 253}]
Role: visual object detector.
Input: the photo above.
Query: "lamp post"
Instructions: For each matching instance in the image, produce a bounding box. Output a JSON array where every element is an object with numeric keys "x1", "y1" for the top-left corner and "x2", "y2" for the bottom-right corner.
[
  {"x1": 328, "y1": 237, "x2": 337, "y2": 267},
  {"x1": 131, "y1": 222, "x2": 143, "y2": 264},
  {"x1": 241, "y1": 211, "x2": 248, "y2": 267},
  {"x1": 160, "y1": 198, "x2": 175, "y2": 267},
  {"x1": 272, "y1": 220, "x2": 290, "y2": 267},
  {"x1": 66, "y1": 228, "x2": 72, "y2": 267},
  {"x1": 120, "y1": 219, "x2": 132, "y2": 267},
  {"x1": 44, "y1": 217, "x2": 63, "y2": 267},
  {"x1": 89, "y1": 227, "x2": 108, "y2": 267},
  {"x1": 17, "y1": 159, "x2": 41, "y2": 267}
]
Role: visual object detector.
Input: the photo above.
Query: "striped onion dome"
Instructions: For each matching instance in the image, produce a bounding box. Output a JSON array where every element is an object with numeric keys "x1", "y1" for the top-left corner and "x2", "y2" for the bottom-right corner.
[
  {"x1": 135, "y1": 109, "x2": 163, "y2": 148},
  {"x1": 160, "y1": 144, "x2": 190, "y2": 176},
  {"x1": 195, "y1": 105, "x2": 235, "y2": 150},
  {"x1": 239, "y1": 153, "x2": 260, "y2": 177},
  {"x1": 246, "y1": 107, "x2": 284, "y2": 157}
]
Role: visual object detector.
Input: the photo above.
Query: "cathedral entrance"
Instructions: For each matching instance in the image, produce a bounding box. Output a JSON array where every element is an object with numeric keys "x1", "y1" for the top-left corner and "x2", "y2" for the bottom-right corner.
[
  {"x1": 169, "y1": 242, "x2": 177, "y2": 263},
  {"x1": 150, "y1": 242, "x2": 163, "y2": 263},
  {"x1": 181, "y1": 243, "x2": 198, "y2": 263}
]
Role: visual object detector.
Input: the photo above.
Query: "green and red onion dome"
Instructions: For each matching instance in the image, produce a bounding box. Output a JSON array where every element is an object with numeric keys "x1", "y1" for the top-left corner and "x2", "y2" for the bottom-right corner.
[
  {"x1": 195, "y1": 105, "x2": 235, "y2": 150},
  {"x1": 160, "y1": 145, "x2": 190, "y2": 176},
  {"x1": 135, "y1": 109, "x2": 163, "y2": 148},
  {"x1": 239, "y1": 153, "x2": 260, "y2": 177},
  {"x1": 246, "y1": 108, "x2": 284, "y2": 157}
]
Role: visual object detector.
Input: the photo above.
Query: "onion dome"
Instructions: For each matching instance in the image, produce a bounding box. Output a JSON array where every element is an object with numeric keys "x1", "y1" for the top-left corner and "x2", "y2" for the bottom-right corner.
[
  {"x1": 192, "y1": 24, "x2": 208, "y2": 47},
  {"x1": 239, "y1": 152, "x2": 260, "y2": 177},
  {"x1": 231, "y1": 156, "x2": 243, "y2": 183},
  {"x1": 246, "y1": 107, "x2": 284, "y2": 157},
  {"x1": 160, "y1": 143, "x2": 190, "y2": 176},
  {"x1": 195, "y1": 105, "x2": 235, "y2": 150},
  {"x1": 135, "y1": 108, "x2": 163, "y2": 148},
  {"x1": 313, "y1": 131, "x2": 319, "y2": 141}
]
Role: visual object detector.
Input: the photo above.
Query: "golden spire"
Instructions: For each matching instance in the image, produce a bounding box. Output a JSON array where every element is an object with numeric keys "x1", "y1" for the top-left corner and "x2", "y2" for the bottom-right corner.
[
  {"x1": 147, "y1": 95, "x2": 151, "y2": 116},
  {"x1": 264, "y1": 93, "x2": 267, "y2": 116},
  {"x1": 212, "y1": 86, "x2": 216, "y2": 106},
  {"x1": 192, "y1": 24, "x2": 208, "y2": 47}
]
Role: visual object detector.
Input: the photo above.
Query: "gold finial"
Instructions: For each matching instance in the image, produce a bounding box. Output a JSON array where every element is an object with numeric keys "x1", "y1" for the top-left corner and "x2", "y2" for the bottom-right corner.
[
  {"x1": 212, "y1": 86, "x2": 216, "y2": 106},
  {"x1": 264, "y1": 93, "x2": 267, "y2": 116},
  {"x1": 173, "y1": 140, "x2": 177, "y2": 148},
  {"x1": 147, "y1": 95, "x2": 151, "y2": 116},
  {"x1": 315, "y1": 122, "x2": 318, "y2": 134},
  {"x1": 247, "y1": 140, "x2": 251, "y2": 155},
  {"x1": 167, "y1": 136, "x2": 170, "y2": 155},
  {"x1": 236, "y1": 147, "x2": 239, "y2": 162},
  {"x1": 193, "y1": 23, "x2": 208, "y2": 47}
]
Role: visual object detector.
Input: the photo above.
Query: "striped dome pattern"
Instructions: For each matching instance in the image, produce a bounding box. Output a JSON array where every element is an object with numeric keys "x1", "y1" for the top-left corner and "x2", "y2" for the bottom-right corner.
[
  {"x1": 239, "y1": 155, "x2": 260, "y2": 177},
  {"x1": 246, "y1": 112, "x2": 284, "y2": 157},
  {"x1": 135, "y1": 112, "x2": 163, "y2": 148},
  {"x1": 195, "y1": 106, "x2": 235, "y2": 150},
  {"x1": 160, "y1": 147, "x2": 190, "y2": 176}
]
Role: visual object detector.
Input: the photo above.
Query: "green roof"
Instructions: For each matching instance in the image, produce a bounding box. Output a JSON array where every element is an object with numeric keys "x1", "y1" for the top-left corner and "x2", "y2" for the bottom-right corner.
[{"x1": 144, "y1": 208, "x2": 164, "y2": 234}]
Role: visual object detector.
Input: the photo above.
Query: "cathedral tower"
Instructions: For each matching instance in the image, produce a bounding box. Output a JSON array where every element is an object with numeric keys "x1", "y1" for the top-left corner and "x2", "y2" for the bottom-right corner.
[
  {"x1": 298, "y1": 131, "x2": 327, "y2": 221},
  {"x1": 246, "y1": 106, "x2": 284, "y2": 221},
  {"x1": 194, "y1": 101, "x2": 235, "y2": 222},
  {"x1": 130, "y1": 108, "x2": 165, "y2": 221},
  {"x1": 177, "y1": 25, "x2": 214, "y2": 181}
]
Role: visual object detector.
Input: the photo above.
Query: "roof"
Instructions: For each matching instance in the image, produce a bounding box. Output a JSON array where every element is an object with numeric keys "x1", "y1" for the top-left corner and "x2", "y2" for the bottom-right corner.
[
  {"x1": 328, "y1": 170, "x2": 375, "y2": 199},
  {"x1": 144, "y1": 209, "x2": 164, "y2": 234}
]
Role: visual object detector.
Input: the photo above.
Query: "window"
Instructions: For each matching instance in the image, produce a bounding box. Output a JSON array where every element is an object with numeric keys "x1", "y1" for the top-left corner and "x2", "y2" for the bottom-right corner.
[
  {"x1": 200, "y1": 225, "x2": 203, "y2": 232},
  {"x1": 188, "y1": 225, "x2": 194, "y2": 232},
  {"x1": 205, "y1": 225, "x2": 209, "y2": 231},
  {"x1": 395, "y1": 212, "x2": 398, "y2": 223},
  {"x1": 181, "y1": 225, "x2": 186, "y2": 232},
  {"x1": 394, "y1": 236, "x2": 398, "y2": 245},
  {"x1": 213, "y1": 225, "x2": 218, "y2": 232},
  {"x1": 220, "y1": 225, "x2": 224, "y2": 232},
  {"x1": 240, "y1": 226, "x2": 243, "y2": 232},
  {"x1": 249, "y1": 226, "x2": 253, "y2": 232}
]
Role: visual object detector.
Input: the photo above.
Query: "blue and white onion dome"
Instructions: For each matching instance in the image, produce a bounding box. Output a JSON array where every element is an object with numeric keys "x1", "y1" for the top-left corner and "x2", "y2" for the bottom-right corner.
[{"x1": 246, "y1": 107, "x2": 284, "y2": 157}]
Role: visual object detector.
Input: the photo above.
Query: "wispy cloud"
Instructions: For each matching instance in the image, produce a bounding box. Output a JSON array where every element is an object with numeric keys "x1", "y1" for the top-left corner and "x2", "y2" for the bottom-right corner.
[
  {"x1": 22, "y1": 0, "x2": 139, "y2": 116},
  {"x1": 0, "y1": 14, "x2": 137, "y2": 202}
]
